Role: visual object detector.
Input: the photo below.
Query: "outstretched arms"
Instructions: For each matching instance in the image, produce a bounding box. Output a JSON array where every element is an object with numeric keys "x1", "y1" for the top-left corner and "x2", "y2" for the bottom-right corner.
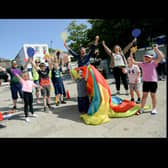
[
  {"x1": 123, "y1": 38, "x2": 137, "y2": 55},
  {"x1": 22, "y1": 58, "x2": 30, "y2": 70},
  {"x1": 102, "y1": 40, "x2": 112, "y2": 56},
  {"x1": 129, "y1": 50, "x2": 141, "y2": 66},
  {"x1": 64, "y1": 41, "x2": 78, "y2": 58},
  {"x1": 46, "y1": 57, "x2": 53, "y2": 70},
  {"x1": 153, "y1": 44, "x2": 164, "y2": 64},
  {"x1": 29, "y1": 58, "x2": 38, "y2": 72},
  {"x1": 88, "y1": 35, "x2": 100, "y2": 57}
]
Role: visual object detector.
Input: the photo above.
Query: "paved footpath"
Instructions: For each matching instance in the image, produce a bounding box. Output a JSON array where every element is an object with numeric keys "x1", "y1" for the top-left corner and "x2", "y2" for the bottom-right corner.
[{"x1": 0, "y1": 76, "x2": 166, "y2": 138}]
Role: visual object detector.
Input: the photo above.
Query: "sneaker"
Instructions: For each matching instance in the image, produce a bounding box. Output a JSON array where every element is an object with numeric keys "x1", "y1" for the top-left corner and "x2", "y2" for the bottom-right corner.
[
  {"x1": 140, "y1": 108, "x2": 144, "y2": 113},
  {"x1": 116, "y1": 91, "x2": 120, "y2": 95},
  {"x1": 151, "y1": 109, "x2": 158, "y2": 115},
  {"x1": 61, "y1": 101, "x2": 66, "y2": 104},
  {"x1": 44, "y1": 107, "x2": 50, "y2": 113},
  {"x1": 136, "y1": 108, "x2": 144, "y2": 115},
  {"x1": 136, "y1": 98, "x2": 141, "y2": 104},
  {"x1": 12, "y1": 106, "x2": 16, "y2": 113},
  {"x1": 25, "y1": 117, "x2": 30, "y2": 122},
  {"x1": 44, "y1": 107, "x2": 47, "y2": 112},
  {"x1": 47, "y1": 104, "x2": 51, "y2": 108},
  {"x1": 125, "y1": 90, "x2": 129, "y2": 95},
  {"x1": 56, "y1": 102, "x2": 59, "y2": 106},
  {"x1": 32, "y1": 113, "x2": 38, "y2": 118}
]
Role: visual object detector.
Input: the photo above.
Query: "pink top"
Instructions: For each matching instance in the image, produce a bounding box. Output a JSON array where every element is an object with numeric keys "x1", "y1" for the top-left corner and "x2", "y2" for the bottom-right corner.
[
  {"x1": 20, "y1": 79, "x2": 38, "y2": 93},
  {"x1": 138, "y1": 61, "x2": 158, "y2": 82}
]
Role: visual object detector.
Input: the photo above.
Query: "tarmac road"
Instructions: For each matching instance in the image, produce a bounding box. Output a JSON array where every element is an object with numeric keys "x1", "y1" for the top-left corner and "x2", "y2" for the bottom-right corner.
[{"x1": 0, "y1": 76, "x2": 166, "y2": 138}]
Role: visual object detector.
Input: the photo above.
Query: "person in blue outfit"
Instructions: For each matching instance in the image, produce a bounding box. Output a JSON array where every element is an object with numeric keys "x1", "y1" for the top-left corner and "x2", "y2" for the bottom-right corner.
[
  {"x1": 51, "y1": 62, "x2": 66, "y2": 106},
  {"x1": 64, "y1": 35, "x2": 99, "y2": 67}
]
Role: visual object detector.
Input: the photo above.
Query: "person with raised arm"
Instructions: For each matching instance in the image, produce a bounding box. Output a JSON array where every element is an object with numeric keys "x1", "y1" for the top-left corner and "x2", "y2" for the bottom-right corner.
[
  {"x1": 102, "y1": 38, "x2": 136, "y2": 95},
  {"x1": 64, "y1": 35, "x2": 99, "y2": 67},
  {"x1": 130, "y1": 44, "x2": 164, "y2": 115}
]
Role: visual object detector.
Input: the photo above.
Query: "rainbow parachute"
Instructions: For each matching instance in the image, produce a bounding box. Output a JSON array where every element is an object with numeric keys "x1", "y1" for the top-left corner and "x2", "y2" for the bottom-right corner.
[{"x1": 71, "y1": 65, "x2": 151, "y2": 125}]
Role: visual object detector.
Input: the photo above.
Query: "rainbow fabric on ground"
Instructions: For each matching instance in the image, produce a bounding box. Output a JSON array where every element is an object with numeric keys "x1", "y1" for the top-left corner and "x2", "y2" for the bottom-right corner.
[{"x1": 71, "y1": 65, "x2": 151, "y2": 125}]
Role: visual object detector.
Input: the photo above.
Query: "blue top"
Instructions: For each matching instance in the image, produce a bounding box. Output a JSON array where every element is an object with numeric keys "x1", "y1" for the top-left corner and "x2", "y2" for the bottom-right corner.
[{"x1": 68, "y1": 44, "x2": 96, "y2": 67}]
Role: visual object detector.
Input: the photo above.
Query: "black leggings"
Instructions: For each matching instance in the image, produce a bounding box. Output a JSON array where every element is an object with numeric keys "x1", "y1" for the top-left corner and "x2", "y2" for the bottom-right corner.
[
  {"x1": 112, "y1": 67, "x2": 128, "y2": 91},
  {"x1": 23, "y1": 92, "x2": 33, "y2": 117}
]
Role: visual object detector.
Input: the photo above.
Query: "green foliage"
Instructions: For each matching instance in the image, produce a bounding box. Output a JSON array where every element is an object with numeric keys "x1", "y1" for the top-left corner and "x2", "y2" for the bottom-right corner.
[
  {"x1": 87, "y1": 19, "x2": 166, "y2": 60},
  {"x1": 66, "y1": 20, "x2": 90, "y2": 53},
  {"x1": 66, "y1": 18, "x2": 166, "y2": 61},
  {"x1": 48, "y1": 48, "x2": 56, "y2": 54}
]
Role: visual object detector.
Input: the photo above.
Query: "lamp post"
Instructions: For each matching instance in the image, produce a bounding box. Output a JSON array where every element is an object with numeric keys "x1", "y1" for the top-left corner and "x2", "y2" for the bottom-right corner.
[{"x1": 50, "y1": 40, "x2": 53, "y2": 49}]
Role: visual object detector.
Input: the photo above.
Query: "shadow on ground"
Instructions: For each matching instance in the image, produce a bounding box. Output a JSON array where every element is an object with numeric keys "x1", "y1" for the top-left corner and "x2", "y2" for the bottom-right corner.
[
  {"x1": 0, "y1": 124, "x2": 7, "y2": 129},
  {"x1": 51, "y1": 104, "x2": 82, "y2": 123}
]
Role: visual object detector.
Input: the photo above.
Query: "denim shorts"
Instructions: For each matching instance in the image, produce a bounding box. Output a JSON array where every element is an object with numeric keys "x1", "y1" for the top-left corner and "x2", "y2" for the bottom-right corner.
[{"x1": 10, "y1": 83, "x2": 23, "y2": 100}]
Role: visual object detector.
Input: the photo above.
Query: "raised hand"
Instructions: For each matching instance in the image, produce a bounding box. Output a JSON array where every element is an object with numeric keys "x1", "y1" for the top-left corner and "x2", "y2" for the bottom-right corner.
[
  {"x1": 102, "y1": 40, "x2": 105, "y2": 46},
  {"x1": 64, "y1": 41, "x2": 70, "y2": 50},
  {"x1": 95, "y1": 35, "x2": 99, "y2": 46},
  {"x1": 152, "y1": 44, "x2": 158, "y2": 51},
  {"x1": 29, "y1": 57, "x2": 33, "y2": 63},
  {"x1": 95, "y1": 35, "x2": 99, "y2": 41},
  {"x1": 132, "y1": 38, "x2": 137, "y2": 43}
]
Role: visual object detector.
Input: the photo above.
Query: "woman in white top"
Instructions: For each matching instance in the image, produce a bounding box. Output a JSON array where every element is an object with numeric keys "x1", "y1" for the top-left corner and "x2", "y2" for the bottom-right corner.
[{"x1": 102, "y1": 38, "x2": 136, "y2": 95}]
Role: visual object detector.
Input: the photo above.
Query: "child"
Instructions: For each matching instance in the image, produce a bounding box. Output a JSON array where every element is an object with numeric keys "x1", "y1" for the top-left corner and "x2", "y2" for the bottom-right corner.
[
  {"x1": 31, "y1": 58, "x2": 52, "y2": 112},
  {"x1": 51, "y1": 63, "x2": 66, "y2": 106},
  {"x1": 12, "y1": 70, "x2": 41, "y2": 122},
  {"x1": 127, "y1": 54, "x2": 141, "y2": 104},
  {"x1": 130, "y1": 44, "x2": 164, "y2": 114},
  {"x1": 76, "y1": 69, "x2": 89, "y2": 114}
]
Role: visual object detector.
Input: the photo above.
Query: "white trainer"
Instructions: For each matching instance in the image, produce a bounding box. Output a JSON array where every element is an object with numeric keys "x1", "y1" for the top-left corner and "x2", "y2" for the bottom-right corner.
[
  {"x1": 25, "y1": 117, "x2": 30, "y2": 122},
  {"x1": 32, "y1": 113, "x2": 38, "y2": 117},
  {"x1": 151, "y1": 109, "x2": 158, "y2": 115}
]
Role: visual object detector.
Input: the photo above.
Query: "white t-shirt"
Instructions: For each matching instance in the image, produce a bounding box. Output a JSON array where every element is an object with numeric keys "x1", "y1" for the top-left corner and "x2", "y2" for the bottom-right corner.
[
  {"x1": 127, "y1": 64, "x2": 141, "y2": 84},
  {"x1": 113, "y1": 53, "x2": 125, "y2": 67}
]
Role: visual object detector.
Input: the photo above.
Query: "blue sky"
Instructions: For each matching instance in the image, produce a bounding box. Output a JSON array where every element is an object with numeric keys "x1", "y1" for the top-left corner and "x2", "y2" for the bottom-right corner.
[{"x1": 0, "y1": 19, "x2": 91, "y2": 60}]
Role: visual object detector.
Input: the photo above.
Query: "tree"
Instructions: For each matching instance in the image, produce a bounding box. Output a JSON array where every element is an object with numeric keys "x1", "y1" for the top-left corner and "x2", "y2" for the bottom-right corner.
[
  {"x1": 66, "y1": 20, "x2": 90, "y2": 53},
  {"x1": 87, "y1": 18, "x2": 167, "y2": 60},
  {"x1": 87, "y1": 19, "x2": 133, "y2": 60},
  {"x1": 48, "y1": 48, "x2": 56, "y2": 54}
]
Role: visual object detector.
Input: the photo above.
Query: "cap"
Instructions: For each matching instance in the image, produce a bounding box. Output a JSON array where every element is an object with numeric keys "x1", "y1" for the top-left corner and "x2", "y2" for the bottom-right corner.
[
  {"x1": 144, "y1": 50, "x2": 156, "y2": 58},
  {"x1": 144, "y1": 54, "x2": 153, "y2": 58}
]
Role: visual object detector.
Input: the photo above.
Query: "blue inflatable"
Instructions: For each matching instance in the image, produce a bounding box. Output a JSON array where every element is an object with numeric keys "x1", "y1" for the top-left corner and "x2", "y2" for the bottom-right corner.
[
  {"x1": 27, "y1": 47, "x2": 35, "y2": 57},
  {"x1": 111, "y1": 96, "x2": 123, "y2": 105},
  {"x1": 132, "y1": 28, "x2": 141, "y2": 38}
]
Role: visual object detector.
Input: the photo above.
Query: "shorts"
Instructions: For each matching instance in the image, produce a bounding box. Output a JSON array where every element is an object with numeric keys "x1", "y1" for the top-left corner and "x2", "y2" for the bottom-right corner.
[
  {"x1": 10, "y1": 83, "x2": 23, "y2": 100},
  {"x1": 34, "y1": 80, "x2": 40, "y2": 92},
  {"x1": 41, "y1": 85, "x2": 50, "y2": 97},
  {"x1": 53, "y1": 78, "x2": 64, "y2": 95},
  {"x1": 78, "y1": 96, "x2": 89, "y2": 113},
  {"x1": 143, "y1": 81, "x2": 158, "y2": 93},
  {"x1": 129, "y1": 83, "x2": 141, "y2": 91}
]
